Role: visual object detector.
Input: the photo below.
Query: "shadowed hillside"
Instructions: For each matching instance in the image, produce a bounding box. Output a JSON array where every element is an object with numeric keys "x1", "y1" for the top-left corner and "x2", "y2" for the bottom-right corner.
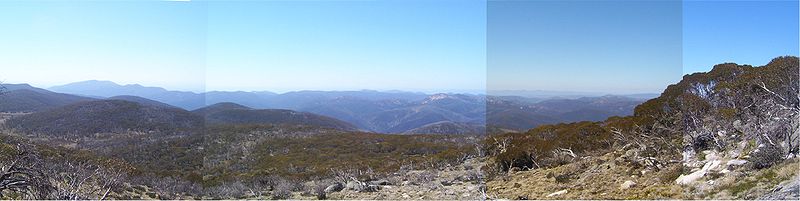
[
  {"x1": 193, "y1": 102, "x2": 358, "y2": 131},
  {"x1": 0, "y1": 84, "x2": 94, "y2": 112},
  {"x1": 5, "y1": 100, "x2": 203, "y2": 137}
]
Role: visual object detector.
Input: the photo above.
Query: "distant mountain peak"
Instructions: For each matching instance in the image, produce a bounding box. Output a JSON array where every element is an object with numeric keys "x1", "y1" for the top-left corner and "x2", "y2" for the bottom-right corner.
[
  {"x1": 192, "y1": 102, "x2": 252, "y2": 115},
  {"x1": 72, "y1": 80, "x2": 120, "y2": 86},
  {"x1": 428, "y1": 93, "x2": 452, "y2": 100},
  {"x1": 49, "y1": 80, "x2": 171, "y2": 98},
  {"x1": 422, "y1": 93, "x2": 454, "y2": 104}
]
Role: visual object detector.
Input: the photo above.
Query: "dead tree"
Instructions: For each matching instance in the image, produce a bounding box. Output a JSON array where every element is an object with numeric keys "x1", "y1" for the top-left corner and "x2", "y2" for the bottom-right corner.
[{"x1": 0, "y1": 160, "x2": 30, "y2": 198}]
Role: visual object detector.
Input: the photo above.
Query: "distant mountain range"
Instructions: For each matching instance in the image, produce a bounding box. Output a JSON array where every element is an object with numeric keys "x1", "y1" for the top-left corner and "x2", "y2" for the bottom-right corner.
[
  {"x1": 487, "y1": 95, "x2": 646, "y2": 131},
  {"x1": 0, "y1": 80, "x2": 653, "y2": 134},
  {"x1": 0, "y1": 84, "x2": 93, "y2": 112},
  {"x1": 45, "y1": 80, "x2": 484, "y2": 133},
  {"x1": 488, "y1": 89, "x2": 658, "y2": 100}
]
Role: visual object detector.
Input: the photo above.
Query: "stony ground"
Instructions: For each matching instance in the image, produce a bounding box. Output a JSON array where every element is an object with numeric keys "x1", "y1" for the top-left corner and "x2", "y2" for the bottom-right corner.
[
  {"x1": 24, "y1": 147, "x2": 795, "y2": 200},
  {"x1": 322, "y1": 158, "x2": 487, "y2": 200},
  {"x1": 486, "y1": 150, "x2": 684, "y2": 199},
  {"x1": 485, "y1": 149, "x2": 799, "y2": 200}
]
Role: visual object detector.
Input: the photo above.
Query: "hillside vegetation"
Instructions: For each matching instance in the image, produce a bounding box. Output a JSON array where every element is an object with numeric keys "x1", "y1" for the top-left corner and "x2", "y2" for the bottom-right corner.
[
  {"x1": 6, "y1": 100, "x2": 203, "y2": 137},
  {"x1": 0, "y1": 84, "x2": 94, "y2": 112},
  {"x1": 484, "y1": 56, "x2": 799, "y2": 199}
]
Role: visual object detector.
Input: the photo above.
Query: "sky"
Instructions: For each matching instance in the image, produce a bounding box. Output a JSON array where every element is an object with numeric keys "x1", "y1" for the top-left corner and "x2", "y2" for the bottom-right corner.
[
  {"x1": 0, "y1": 0, "x2": 487, "y2": 93},
  {"x1": 205, "y1": 0, "x2": 486, "y2": 93},
  {"x1": 488, "y1": 0, "x2": 683, "y2": 94},
  {"x1": 0, "y1": 1, "x2": 208, "y2": 92},
  {"x1": 683, "y1": 0, "x2": 799, "y2": 74},
  {"x1": 0, "y1": 0, "x2": 796, "y2": 94}
]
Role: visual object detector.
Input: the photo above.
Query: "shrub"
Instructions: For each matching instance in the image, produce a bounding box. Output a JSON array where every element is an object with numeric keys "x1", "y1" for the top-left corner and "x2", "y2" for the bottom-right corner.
[
  {"x1": 205, "y1": 181, "x2": 248, "y2": 199},
  {"x1": 658, "y1": 165, "x2": 683, "y2": 183},
  {"x1": 313, "y1": 182, "x2": 328, "y2": 200},
  {"x1": 486, "y1": 121, "x2": 612, "y2": 172},
  {"x1": 271, "y1": 185, "x2": 292, "y2": 200},
  {"x1": 749, "y1": 144, "x2": 784, "y2": 169},
  {"x1": 271, "y1": 179, "x2": 301, "y2": 200},
  {"x1": 554, "y1": 173, "x2": 571, "y2": 183},
  {"x1": 692, "y1": 133, "x2": 715, "y2": 151}
]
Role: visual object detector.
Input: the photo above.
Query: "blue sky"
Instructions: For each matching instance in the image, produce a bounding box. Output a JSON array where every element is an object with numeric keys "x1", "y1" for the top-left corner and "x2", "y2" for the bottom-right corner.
[
  {"x1": 0, "y1": 1, "x2": 208, "y2": 92},
  {"x1": 683, "y1": 0, "x2": 799, "y2": 74},
  {"x1": 0, "y1": 0, "x2": 796, "y2": 94},
  {"x1": 488, "y1": 0, "x2": 683, "y2": 94},
  {"x1": 206, "y1": 0, "x2": 486, "y2": 93},
  {"x1": 0, "y1": 0, "x2": 487, "y2": 93}
]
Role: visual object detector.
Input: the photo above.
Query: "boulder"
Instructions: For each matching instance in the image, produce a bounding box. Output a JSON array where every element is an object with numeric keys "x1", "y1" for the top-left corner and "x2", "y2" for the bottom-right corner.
[
  {"x1": 346, "y1": 181, "x2": 362, "y2": 191},
  {"x1": 546, "y1": 189, "x2": 568, "y2": 197},
  {"x1": 726, "y1": 159, "x2": 747, "y2": 166},
  {"x1": 345, "y1": 180, "x2": 380, "y2": 192},
  {"x1": 363, "y1": 185, "x2": 380, "y2": 192},
  {"x1": 369, "y1": 179, "x2": 392, "y2": 186},
  {"x1": 324, "y1": 182, "x2": 344, "y2": 193},
  {"x1": 620, "y1": 180, "x2": 636, "y2": 189}
]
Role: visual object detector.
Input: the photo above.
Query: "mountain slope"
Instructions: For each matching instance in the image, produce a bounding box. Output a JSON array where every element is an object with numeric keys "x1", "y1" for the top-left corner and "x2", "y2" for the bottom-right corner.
[
  {"x1": 107, "y1": 95, "x2": 180, "y2": 109},
  {"x1": 191, "y1": 102, "x2": 252, "y2": 115},
  {"x1": 402, "y1": 121, "x2": 485, "y2": 135},
  {"x1": 0, "y1": 84, "x2": 94, "y2": 112},
  {"x1": 6, "y1": 100, "x2": 203, "y2": 136},
  {"x1": 194, "y1": 103, "x2": 358, "y2": 131},
  {"x1": 485, "y1": 56, "x2": 800, "y2": 199}
]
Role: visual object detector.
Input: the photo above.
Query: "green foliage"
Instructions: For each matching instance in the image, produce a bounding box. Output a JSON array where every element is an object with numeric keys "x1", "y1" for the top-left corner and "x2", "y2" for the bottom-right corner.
[
  {"x1": 726, "y1": 180, "x2": 756, "y2": 196},
  {"x1": 246, "y1": 132, "x2": 473, "y2": 181},
  {"x1": 486, "y1": 121, "x2": 612, "y2": 171},
  {"x1": 196, "y1": 124, "x2": 478, "y2": 186},
  {"x1": 658, "y1": 165, "x2": 683, "y2": 183},
  {"x1": 717, "y1": 107, "x2": 737, "y2": 120},
  {"x1": 202, "y1": 108, "x2": 358, "y2": 131},
  {"x1": 749, "y1": 144, "x2": 785, "y2": 169},
  {"x1": 6, "y1": 100, "x2": 203, "y2": 137}
]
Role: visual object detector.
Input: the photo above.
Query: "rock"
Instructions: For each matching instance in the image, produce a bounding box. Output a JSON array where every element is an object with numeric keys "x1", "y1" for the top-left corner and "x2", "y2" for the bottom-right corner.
[
  {"x1": 345, "y1": 180, "x2": 381, "y2": 192},
  {"x1": 324, "y1": 182, "x2": 344, "y2": 193},
  {"x1": 369, "y1": 179, "x2": 392, "y2": 186},
  {"x1": 676, "y1": 171, "x2": 702, "y2": 185},
  {"x1": 620, "y1": 180, "x2": 637, "y2": 189},
  {"x1": 676, "y1": 159, "x2": 722, "y2": 185},
  {"x1": 445, "y1": 189, "x2": 455, "y2": 195},
  {"x1": 346, "y1": 181, "x2": 363, "y2": 191},
  {"x1": 759, "y1": 176, "x2": 800, "y2": 200},
  {"x1": 441, "y1": 180, "x2": 454, "y2": 186},
  {"x1": 402, "y1": 193, "x2": 411, "y2": 199},
  {"x1": 726, "y1": 159, "x2": 747, "y2": 166},
  {"x1": 363, "y1": 185, "x2": 380, "y2": 192},
  {"x1": 546, "y1": 189, "x2": 568, "y2": 197}
]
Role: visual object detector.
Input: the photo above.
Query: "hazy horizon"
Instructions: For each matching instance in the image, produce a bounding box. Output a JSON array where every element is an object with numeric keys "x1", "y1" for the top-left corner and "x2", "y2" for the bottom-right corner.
[{"x1": 4, "y1": 79, "x2": 673, "y2": 98}]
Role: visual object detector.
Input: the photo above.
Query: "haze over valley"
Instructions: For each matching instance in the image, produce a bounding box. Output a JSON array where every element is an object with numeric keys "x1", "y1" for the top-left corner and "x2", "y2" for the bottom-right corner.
[{"x1": 2, "y1": 80, "x2": 653, "y2": 134}]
